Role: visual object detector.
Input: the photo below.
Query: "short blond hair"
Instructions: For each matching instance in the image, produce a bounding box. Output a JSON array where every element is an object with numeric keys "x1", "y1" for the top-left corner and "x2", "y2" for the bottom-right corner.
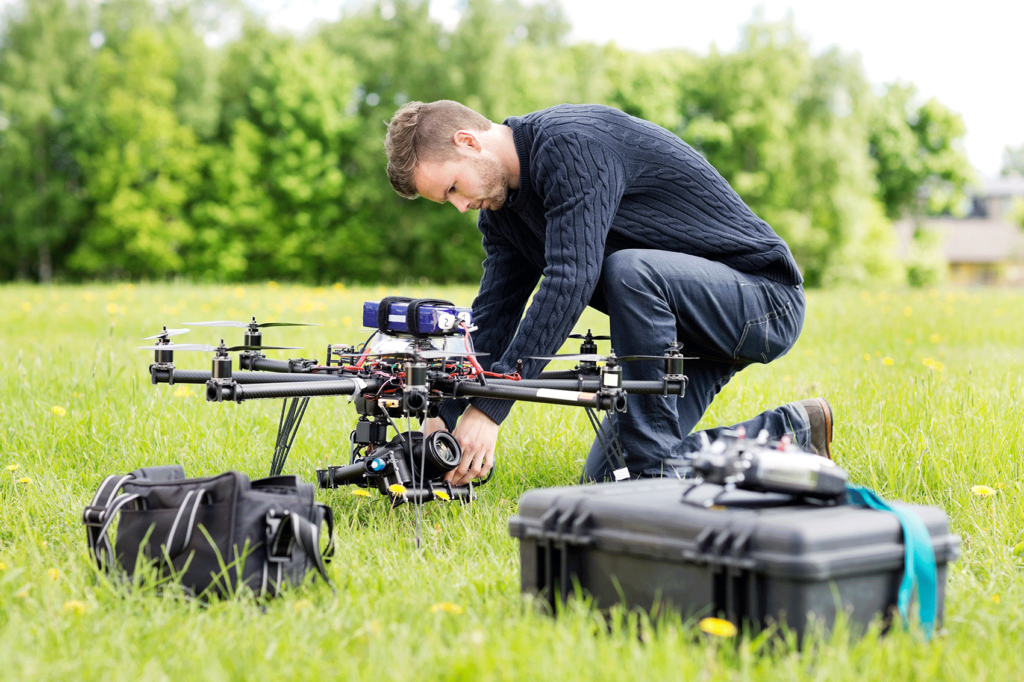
[{"x1": 385, "y1": 100, "x2": 492, "y2": 199}]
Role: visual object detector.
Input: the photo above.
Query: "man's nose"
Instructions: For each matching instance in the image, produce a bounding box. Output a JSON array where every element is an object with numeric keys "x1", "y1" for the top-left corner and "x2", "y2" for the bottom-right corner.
[{"x1": 452, "y1": 196, "x2": 471, "y2": 213}]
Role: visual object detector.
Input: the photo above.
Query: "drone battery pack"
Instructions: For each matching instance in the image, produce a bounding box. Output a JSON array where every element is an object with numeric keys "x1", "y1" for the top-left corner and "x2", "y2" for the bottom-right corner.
[
  {"x1": 363, "y1": 300, "x2": 472, "y2": 336},
  {"x1": 508, "y1": 479, "x2": 959, "y2": 638}
]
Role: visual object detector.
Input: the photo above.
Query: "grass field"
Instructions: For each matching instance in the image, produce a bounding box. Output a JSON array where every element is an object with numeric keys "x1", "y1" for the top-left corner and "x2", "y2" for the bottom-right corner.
[{"x1": 1, "y1": 282, "x2": 1022, "y2": 681}]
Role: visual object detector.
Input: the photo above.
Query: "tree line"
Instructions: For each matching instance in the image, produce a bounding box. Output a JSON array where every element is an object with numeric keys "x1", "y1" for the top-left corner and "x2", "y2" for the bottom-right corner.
[{"x1": 0, "y1": 0, "x2": 974, "y2": 286}]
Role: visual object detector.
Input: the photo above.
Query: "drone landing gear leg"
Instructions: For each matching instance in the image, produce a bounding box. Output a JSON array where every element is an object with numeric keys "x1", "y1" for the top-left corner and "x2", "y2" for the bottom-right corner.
[
  {"x1": 269, "y1": 397, "x2": 310, "y2": 476},
  {"x1": 585, "y1": 408, "x2": 630, "y2": 482}
]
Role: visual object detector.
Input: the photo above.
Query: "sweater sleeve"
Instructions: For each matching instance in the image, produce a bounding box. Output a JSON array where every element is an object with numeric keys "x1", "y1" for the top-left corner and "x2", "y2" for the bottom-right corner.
[
  {"x1": 438, "y1": 209, "x2": 541, "y2": 430},
  {"x1": 467, "y1": 132, "x2": 627, "y2": 426}
]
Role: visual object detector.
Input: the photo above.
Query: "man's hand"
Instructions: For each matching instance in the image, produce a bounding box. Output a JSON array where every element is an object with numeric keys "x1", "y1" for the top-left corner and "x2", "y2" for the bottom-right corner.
[{"x1": 444, "y1": 406, "x2": 499, "y2": 485}]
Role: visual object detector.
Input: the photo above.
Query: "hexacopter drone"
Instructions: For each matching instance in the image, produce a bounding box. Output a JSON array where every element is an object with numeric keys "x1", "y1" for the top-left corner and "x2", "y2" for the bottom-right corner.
[{"x1": 139, "y1": 297, "x2": 691, "y2": 508}]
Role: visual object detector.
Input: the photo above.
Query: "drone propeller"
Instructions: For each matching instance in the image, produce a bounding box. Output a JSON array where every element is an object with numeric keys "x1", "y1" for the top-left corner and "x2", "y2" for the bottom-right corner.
[
  {"x1": 568, "y1": 331, "x2": 611, "y2": 340},
  {"x1": 138, "y1": 342, "x2": 300, "y2": 353},
  {"x1": 141, "y1": 327, "x2": 190, "y2": 340},
  {"x1": 340, "y1": 350, "x2": 489, "y2": 361},
  {"x1": 182, "y1": 317, "x2": 320, "y2": 329},
  {"x1": 532, "y1": 351, "x2": 697, "y2": 363}
]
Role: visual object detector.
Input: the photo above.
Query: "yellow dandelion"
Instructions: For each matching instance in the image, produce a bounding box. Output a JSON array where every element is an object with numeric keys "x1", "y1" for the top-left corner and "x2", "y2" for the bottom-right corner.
[
  {"x1": 430, "y1": 602, "x2": 464, "y2": 614},
  {"x1": 173, "y1": 385, "x2": 194, "y2": 398},
  {"x1": 930, "y1": 333, "x2": 941, "y2": 344},
  {"x1": 233, "y1": 287, "x2": 245, "y2": 298},
  {"x1": 17, "y1": 477, "x2": 31, "y2": 484},
  {"x1": 52, "y1": 406, "x2": 66, "y2": 416},
  {"x1": 874, "y1": 351, "x2": 881, "y2": 357},
  {"x1": 350, "y1": 489, "x2": 371, "y2": 498},
  {"x1": 699, "y1": 617, "x2": 738, "y2": 638},
  {"x1": 903, "y1": 306, "x2": 913, "y2": 317},
  {"x1": 863, "y1": 353, "x2": 871, "y2": 362},
  {"x1": 341, "y1": 316, "x2": 353, "y2": 326},
  {"x1": 0, "y1": 561, "x2": 7, "y2": 571},
  {"x1": 992, "y1": 594, "x2": 1001, "y2": 605},
  {"x1": 332, "y1": 282, "x2": 346, "y2": 291},
  {"x1": 6, "y1": 463, "x2": 19, "y2": 471},
  {"x1": 882, "y1": 357, "x2": 894, "y2": 366},
  {"x1": 434, "y1": 490, "x2": 451, "y2": 502},
  {"x1": 971, "y1": 485, "x2": 996, "y2": 497},
  {"x1": 47, "y1": 568, "x2": 59, "y2": 581},
  {"x1": 63, "y1": 600, "x2": 88, "y2": 615},
  {"x1": 105, "y1": 302, "x2": 119, "y2": 315},
  {"x1": 388, "y1": 484, "x2": 407, "y2": 496},
  {"x1": 21, "y1": 302, "x2": 32, "y2": 312}
]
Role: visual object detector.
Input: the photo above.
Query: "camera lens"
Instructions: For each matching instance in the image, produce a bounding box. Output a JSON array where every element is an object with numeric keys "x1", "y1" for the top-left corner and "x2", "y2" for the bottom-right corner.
[{"x1": 426, "y1": 431, "x2": 462, "y2": 471}]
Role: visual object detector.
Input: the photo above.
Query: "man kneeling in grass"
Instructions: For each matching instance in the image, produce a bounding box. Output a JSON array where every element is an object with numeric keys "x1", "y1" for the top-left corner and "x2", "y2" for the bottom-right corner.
[{"x1": 385, "y1": 100, "x2": 833, "y2": 485}]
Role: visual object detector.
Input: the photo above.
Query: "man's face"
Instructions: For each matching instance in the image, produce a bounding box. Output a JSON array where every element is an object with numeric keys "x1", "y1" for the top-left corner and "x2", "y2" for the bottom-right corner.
[{"x1": 413, "y1": 154, "x2": 509, "y2": 213}]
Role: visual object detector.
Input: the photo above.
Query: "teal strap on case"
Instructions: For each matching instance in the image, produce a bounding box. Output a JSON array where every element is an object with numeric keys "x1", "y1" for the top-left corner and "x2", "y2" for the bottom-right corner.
[{"x1": 846, "y1": 484, "x2": 938, "y2": 638}]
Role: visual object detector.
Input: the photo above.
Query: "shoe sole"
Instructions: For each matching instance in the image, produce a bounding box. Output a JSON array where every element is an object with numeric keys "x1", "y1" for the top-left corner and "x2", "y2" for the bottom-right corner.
[{"x1": 815, "y1": 397, "x2": 833, "y2": 459}]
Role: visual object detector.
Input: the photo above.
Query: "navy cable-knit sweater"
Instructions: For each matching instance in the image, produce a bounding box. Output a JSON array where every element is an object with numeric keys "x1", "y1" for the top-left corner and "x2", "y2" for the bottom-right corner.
[{"x1": 440, "y1": 104, "x2": 802, "y2": 429}]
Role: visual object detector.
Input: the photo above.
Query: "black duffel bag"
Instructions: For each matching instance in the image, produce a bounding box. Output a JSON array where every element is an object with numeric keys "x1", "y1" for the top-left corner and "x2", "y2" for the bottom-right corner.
[{"x1": 82, "y1": 465, "x2": 333, "y2": 597}]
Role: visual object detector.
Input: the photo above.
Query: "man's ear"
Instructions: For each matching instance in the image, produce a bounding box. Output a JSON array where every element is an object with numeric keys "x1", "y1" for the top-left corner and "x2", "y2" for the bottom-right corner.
[{"x1": 453, "y1": 130, "x2": 482, "y2": 153}]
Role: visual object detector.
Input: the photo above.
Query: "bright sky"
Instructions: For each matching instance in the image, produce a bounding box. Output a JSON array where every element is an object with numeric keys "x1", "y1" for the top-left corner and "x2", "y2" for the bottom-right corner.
[{"x1": 242, "y1": 0, "x2": 1023, "y2": 179}]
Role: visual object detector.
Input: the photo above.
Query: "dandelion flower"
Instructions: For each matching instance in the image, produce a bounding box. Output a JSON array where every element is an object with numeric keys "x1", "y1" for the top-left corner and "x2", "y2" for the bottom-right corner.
[
  {"x1": 699, "y1": 617, "x2": 738, "y2": 638},
  {"x1": 6, "y1": 463, "x2": 19, "y2": 471},
  {"x1": 17, "y1": 477, "x2": 31, "y2": 484},
  {"x1": 903, "y1": 306, "x2": 913, "y2": 317},
  {"x1": 882, "y1": 357, "x2": 894, "y2": 366},
  {"x1": 173, "y1": 385, "x2": 194, "y2": 398},
  {"x1": 0, "y1": 561, "x2": 7, "y2": 570},
  {"x1": 342, "y1": 316, "x2": 353, "y2": 327},
  {"x1": 21, "y1": 302, "x2": 32, "y2": 312},
  {"x1": 971, "y1": 485, "x2": 996, "y2": 497},
  {"x1": 430, "y1": 602, "x2": 464, "y2": 614},
  {"x1": 47, "y1": 568, "x2": 59, "y2": 581},
  {"x1": 388, "y1": 484, "x2": 407, "y2": 496},
  {"x1": 350, "y1": 489, "x2": 371, "y2": 498},
  {"x1": 863, "y1": 353, "x2": 871, "y2": 362},
  {"x1": 992, "y1": 594, "x2": 1001, "y2": 605},
  {"x1": 930, "y1": 334, "x2": 941, "y2": 344},
  {"x1": 63, "y1": 600, "x2": 88, "y2": 615},
  {"x1": 434, "y1": 491, "x2": 451, "y2": 502},
  {"x1": 52, "y1": 406, "x2": 66, "y2": 416}
]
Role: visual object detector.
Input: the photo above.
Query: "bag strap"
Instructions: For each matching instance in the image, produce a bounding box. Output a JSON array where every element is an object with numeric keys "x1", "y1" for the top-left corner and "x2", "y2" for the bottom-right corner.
[
  {"x1": 265, "y1": 509, "x2": 333, "y2": 588},
  {"x1": 846, "y1": 484, "x2": 938, "y2": 638}
]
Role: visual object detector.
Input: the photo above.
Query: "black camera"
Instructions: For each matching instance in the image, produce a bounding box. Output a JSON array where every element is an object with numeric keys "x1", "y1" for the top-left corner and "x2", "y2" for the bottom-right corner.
[{"x1": 317, "y1": 431, "x2": 472, "y2": 506}]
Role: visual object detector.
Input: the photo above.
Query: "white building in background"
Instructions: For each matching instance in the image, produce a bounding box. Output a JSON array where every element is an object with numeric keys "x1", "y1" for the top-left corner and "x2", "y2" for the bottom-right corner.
[{"x1": 896, "y1": 175, "x2": 1024, "y2": 286}]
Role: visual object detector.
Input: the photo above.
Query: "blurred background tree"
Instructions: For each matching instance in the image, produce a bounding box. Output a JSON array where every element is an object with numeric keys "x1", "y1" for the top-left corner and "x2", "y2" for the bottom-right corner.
[{"x1": 0, "y1": 0, "x2": 976, "y2": 285}]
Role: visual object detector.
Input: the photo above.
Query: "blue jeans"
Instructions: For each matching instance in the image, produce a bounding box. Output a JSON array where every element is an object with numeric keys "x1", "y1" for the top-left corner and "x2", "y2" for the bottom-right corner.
[{"x1": 582, "y1": 249, "x2": 808, "y2": 481}]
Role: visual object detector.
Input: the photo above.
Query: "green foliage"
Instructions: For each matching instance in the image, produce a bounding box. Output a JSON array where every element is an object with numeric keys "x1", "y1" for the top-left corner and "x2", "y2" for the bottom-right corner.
[
  {"x1": 0, "y1": 0, "x2": 977, "y2": 285},
  {"x1": 2, "y1": 283, "x2": 1024, "y2": 679},
  {"x1": 1002, "y1": 143, "x2": 1024, "y2": 177},
  {"x1": 0, "y1": 0, "x2": 93, "y2": 281},
  {"x1": 869, "y1": 85, "x2": 974, "y2": 219},
  {"x1": 190, "y1": 25, "x2": 360, "y2": 280},
  {"x1": 68, "y1": 18, "x2": 202, "y2": 278}
]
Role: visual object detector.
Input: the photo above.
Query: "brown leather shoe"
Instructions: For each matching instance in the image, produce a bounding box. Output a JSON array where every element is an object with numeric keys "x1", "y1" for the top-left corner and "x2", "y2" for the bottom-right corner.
[{"x1": 798, "y1": 397, "x2": 834, "y2": 459}]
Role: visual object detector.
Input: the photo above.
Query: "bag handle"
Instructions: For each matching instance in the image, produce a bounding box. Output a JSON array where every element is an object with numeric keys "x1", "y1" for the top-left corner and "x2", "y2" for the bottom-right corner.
[{"x1": 164, "y1": 488, "x2": 209, "y2": 560}]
